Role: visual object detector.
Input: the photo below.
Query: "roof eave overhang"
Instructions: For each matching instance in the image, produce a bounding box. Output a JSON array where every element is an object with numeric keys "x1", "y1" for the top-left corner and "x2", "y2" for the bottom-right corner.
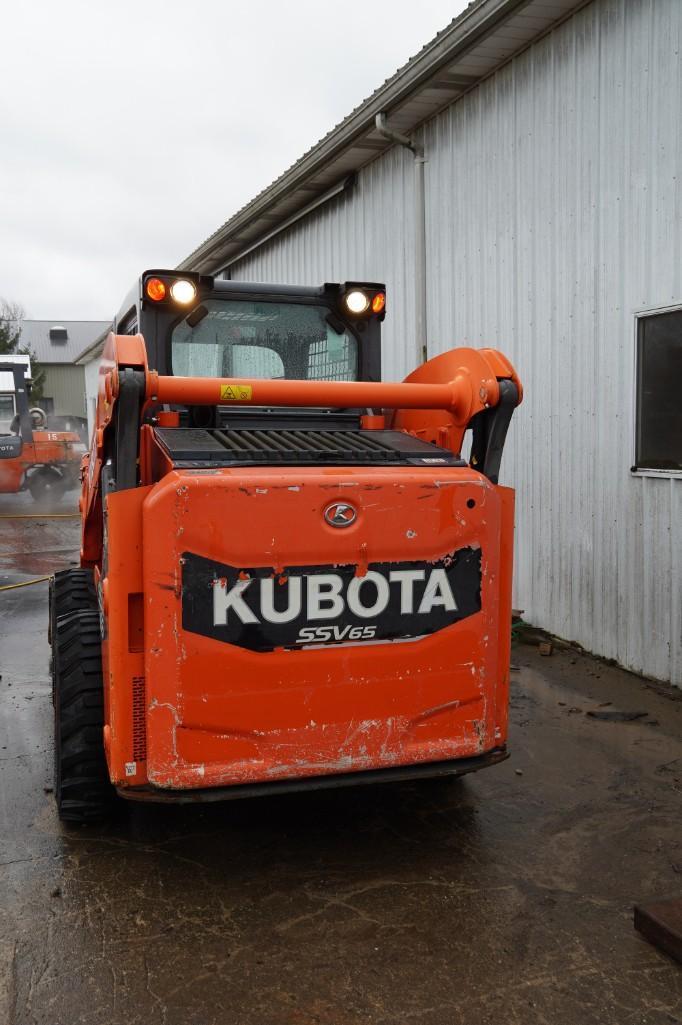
[
  {"x1": 74, "y1": 327, "x2": 112, "y2": 365},
  {"x1": 179, "y1": 0, "x2": 585, "y2": 275}
]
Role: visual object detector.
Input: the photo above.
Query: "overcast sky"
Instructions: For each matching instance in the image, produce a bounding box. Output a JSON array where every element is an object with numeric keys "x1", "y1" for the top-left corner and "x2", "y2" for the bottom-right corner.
[{"x1": 0, "y1": 0, "x2": 466, "y2": 321}]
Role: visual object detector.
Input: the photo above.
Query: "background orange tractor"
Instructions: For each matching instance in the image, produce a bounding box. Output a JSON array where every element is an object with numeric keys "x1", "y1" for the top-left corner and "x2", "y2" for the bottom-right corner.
[
  {"x1": 0, "y1": 361, "x2": 82, "y2": 502},
  {"x1": 49, "y1": 271, "x2": 522, "y2": 822}
]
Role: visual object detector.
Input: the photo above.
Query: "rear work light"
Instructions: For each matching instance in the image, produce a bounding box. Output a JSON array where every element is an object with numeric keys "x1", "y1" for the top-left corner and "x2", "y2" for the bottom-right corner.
[
  {"x1": 344, "y1": 290, "x2": 370, "y2": 315},
  {"x1": 342, "y1": 286, "x2": 386, "y2": 317},
  {"x1": 145, "y1": 277, "x2": 167, "y2": 302},
  {"x1": 170, "y1": 279, "x2": 197, "y2": 305}
]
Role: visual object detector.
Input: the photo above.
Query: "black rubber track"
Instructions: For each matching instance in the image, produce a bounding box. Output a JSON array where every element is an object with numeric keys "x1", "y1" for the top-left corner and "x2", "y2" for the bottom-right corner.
[
  {"x1": 49, "y1": 567, "x2": 96, "y2": 645},
  {"x1": 52, "y1": 609, "x2": 114, "y2": 823}
]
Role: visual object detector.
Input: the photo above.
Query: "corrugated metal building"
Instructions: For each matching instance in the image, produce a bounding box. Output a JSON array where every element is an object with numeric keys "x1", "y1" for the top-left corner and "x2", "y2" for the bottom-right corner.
[
  {"x1": 180, "y1": 0, "x2": 682, "y2": 685},
  {"x1": 19, "y1": 320, "x2": 109, "y2": 418}
]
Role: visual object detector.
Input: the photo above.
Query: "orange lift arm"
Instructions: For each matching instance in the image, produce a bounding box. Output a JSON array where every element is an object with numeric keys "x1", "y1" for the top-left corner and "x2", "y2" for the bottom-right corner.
[{"x1": 141, "y1": 344, "x2": 519, "y2": 425}]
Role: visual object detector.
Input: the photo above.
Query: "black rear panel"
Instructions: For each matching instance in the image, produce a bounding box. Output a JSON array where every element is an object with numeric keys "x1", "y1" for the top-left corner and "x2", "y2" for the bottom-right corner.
[
  {"x1": 183, "y1": 407, "x2": 364, "y2": 431},
  {"x1": 155, "y1": 427, "x2": 463, "y2": 468}
]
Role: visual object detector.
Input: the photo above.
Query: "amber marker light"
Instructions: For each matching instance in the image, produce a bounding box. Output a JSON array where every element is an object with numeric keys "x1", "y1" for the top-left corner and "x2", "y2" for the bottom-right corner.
[
  {"x1": 170, "y1": 279, "x2": 197, "y2": 304},
  {"x1": 371, "y1": 292, "x2": 386, "y2": 314},
  {"x1": 146, "y1": 277, "x2": 167, "y2": 301}
]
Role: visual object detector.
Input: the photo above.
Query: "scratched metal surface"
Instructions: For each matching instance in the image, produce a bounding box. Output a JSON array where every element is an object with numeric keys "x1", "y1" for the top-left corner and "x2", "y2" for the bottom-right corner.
[{"x1": 1, "y1": 503, "x2": 681, "y2": 1024}]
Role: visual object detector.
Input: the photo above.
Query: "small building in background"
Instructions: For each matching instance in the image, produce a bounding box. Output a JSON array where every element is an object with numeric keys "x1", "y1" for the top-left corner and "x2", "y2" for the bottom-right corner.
[{"x1": 19, "y1": 320, "x2": 109, "y2": 429}]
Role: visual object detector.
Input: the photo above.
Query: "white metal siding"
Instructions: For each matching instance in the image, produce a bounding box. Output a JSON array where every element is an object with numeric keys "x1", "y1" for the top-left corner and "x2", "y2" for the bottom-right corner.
[
  {"x1": 83, "y1": 357, "x2": 101, "y2": 441},
  {"x1": 41, "y1": 364, "x2": 86, "y2": 418},
  {"x1": 229, "y1": 0, "x2": 682, "y2": 685},
  {"x1": 231, "y1": 145, "x2": 419, "y2": 375}
]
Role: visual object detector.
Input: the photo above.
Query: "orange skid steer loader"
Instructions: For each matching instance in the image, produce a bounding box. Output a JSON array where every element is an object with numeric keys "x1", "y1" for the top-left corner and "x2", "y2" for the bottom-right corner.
[{"x1": 49, "y1": 271, "x2": 522, "y2": 823}]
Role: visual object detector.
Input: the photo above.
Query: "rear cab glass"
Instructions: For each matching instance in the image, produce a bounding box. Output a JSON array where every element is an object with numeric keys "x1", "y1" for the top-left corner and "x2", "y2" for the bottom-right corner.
[{"x1": 171, "y1": 299, "x2": 358, "y2": 382}]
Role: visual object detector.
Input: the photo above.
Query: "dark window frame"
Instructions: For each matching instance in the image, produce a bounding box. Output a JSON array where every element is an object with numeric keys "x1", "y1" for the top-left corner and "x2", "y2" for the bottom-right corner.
[{"x1": 633, "y1": 306, "x2": 682, "y2": 476}]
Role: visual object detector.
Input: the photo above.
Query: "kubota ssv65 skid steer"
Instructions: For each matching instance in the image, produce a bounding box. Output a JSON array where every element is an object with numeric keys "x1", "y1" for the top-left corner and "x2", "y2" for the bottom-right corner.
[{"x1": 49, "y1": 270, "x2": 522, "y2": 822}]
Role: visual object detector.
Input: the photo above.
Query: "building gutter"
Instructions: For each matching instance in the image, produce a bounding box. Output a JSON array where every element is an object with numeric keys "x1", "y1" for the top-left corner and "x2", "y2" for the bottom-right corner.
[
  {"x1": 374, "y1": 113, "x2": 427, "y2": 368},
  {"x1": 178, "y1": 0, "x2": 535, "y2": 274},
  {"x1": 223, "y1": 176, "x2": 356, "y2": 276}
]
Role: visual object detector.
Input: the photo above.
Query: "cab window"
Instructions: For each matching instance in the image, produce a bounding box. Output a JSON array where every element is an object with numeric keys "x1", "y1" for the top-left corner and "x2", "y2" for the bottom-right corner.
[{"x1": 171, "y1": 299, "x2": 357, "y2": 382}]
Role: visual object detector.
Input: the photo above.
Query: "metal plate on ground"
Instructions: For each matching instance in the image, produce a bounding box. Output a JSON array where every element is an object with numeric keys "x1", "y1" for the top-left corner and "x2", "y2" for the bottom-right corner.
[{"x1": 634, "y1": 896, "x2": 682, "y2": 963}]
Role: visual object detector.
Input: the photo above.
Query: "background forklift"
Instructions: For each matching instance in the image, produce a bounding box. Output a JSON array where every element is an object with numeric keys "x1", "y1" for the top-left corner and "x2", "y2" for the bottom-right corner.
[
  {"x1": 0, "y1": 358, "x2": 82, "y2": 502},
  {"x1": 50, "y1": 270, "x2": 522, "y2": 822}
]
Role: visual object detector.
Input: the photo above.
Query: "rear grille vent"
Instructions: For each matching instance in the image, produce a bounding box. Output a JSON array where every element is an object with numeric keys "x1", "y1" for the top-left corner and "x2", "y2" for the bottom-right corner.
[
  {"x1": 213, "y1": 428, "x2": 395, "y2": 462},
  {"x1": 154, "y1": 426, "x2": 463, "y2": 468},
  {"x1": 132, "y1": 676, "x2": 147, "y2": 762}
]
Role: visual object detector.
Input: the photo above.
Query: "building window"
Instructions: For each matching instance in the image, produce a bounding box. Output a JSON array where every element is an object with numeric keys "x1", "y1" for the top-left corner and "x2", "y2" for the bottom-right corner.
[{"x1": 635, "y1": 309, "x2": 682, "y2": 472}]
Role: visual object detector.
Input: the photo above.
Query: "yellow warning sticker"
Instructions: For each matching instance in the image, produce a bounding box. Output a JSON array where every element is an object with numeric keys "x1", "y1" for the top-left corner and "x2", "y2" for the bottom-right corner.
[{"x1": 220, "y1": 384, "x2": 253, "y2": 401}]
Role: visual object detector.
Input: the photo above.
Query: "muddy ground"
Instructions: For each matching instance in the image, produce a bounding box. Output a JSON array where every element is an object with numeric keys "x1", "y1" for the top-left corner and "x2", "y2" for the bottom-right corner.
[{"x1": 1, "y1": 491, "x2": 681, "y2": 1025}]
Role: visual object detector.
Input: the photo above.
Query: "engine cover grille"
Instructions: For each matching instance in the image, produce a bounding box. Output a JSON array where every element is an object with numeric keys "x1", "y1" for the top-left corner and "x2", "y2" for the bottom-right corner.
[{"x1": 154, "y1": 427, "x2": 462, "y2": 467}]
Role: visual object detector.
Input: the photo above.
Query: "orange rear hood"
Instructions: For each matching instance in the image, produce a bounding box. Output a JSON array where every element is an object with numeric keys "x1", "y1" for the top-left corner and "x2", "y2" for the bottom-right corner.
[{"x1": 131, "y1": 465, "x2": 512, "y2": 790}]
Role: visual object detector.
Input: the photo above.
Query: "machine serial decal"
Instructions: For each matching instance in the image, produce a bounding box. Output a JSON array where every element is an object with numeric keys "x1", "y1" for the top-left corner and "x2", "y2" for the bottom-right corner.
[{"x1": 181, "y1": 549, "x2": 481, "y2": 652}]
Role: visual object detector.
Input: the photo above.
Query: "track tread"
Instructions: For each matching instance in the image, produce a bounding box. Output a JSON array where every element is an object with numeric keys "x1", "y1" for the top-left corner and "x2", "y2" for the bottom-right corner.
[
  {"x1": 49, "y1": 568, "x2": 96, "y2": 644},
  {"x1": 51, "y1": 601, "x2": 114, "y2": 823}
]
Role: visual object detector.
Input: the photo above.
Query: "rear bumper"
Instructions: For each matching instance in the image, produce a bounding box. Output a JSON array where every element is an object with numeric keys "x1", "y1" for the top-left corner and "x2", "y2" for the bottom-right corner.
[{"x1": 116, "y1": 746, "x2": 509, "y2": 804}]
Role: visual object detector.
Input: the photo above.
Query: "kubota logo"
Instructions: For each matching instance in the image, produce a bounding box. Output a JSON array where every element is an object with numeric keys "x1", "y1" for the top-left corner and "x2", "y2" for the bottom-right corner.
[
  {"x1": 181, "y1": 549, "x2": 482, "y2": 652},
  {"x1": 213, "y1": 566, "x2": 458, "y2": 627},
  {"x1": 324, "y1": 502, "x2": 357, "y2": 527}
]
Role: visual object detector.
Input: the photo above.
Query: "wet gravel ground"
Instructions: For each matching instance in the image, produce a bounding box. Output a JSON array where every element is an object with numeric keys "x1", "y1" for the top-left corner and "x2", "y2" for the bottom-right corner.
[{"x1": 1, "y1": 490, "x2": 681, "y2": 1025}]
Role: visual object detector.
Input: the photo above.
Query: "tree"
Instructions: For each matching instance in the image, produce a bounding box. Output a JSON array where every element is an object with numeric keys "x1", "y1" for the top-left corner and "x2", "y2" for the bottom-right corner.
[
  {"x1": 0, "y1": 298, "x2": 45, "y2": 403},
  {"x1": 0, "y1": 299, "x2": 22, "y2": 352}
]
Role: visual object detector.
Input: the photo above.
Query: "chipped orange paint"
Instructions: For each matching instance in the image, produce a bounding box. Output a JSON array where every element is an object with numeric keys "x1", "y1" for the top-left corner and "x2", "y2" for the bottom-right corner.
[{"x1": 82, "y1": 333, "x2": 521, "y2": 797}]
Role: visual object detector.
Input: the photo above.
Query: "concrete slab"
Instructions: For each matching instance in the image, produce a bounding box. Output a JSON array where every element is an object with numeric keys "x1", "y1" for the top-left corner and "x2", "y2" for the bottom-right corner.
[{"x1": 1, "y1": 494, "x2": 681, "y2": 1024}]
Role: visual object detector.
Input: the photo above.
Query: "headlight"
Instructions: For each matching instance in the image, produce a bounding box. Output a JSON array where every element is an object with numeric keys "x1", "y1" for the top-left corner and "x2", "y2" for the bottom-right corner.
[
  {"x1": 170, "y1": 279, "x2": 197, "y2": 304},
  {"x1": 344, "y1": 290, "x2": 370, "y2": 314}
]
